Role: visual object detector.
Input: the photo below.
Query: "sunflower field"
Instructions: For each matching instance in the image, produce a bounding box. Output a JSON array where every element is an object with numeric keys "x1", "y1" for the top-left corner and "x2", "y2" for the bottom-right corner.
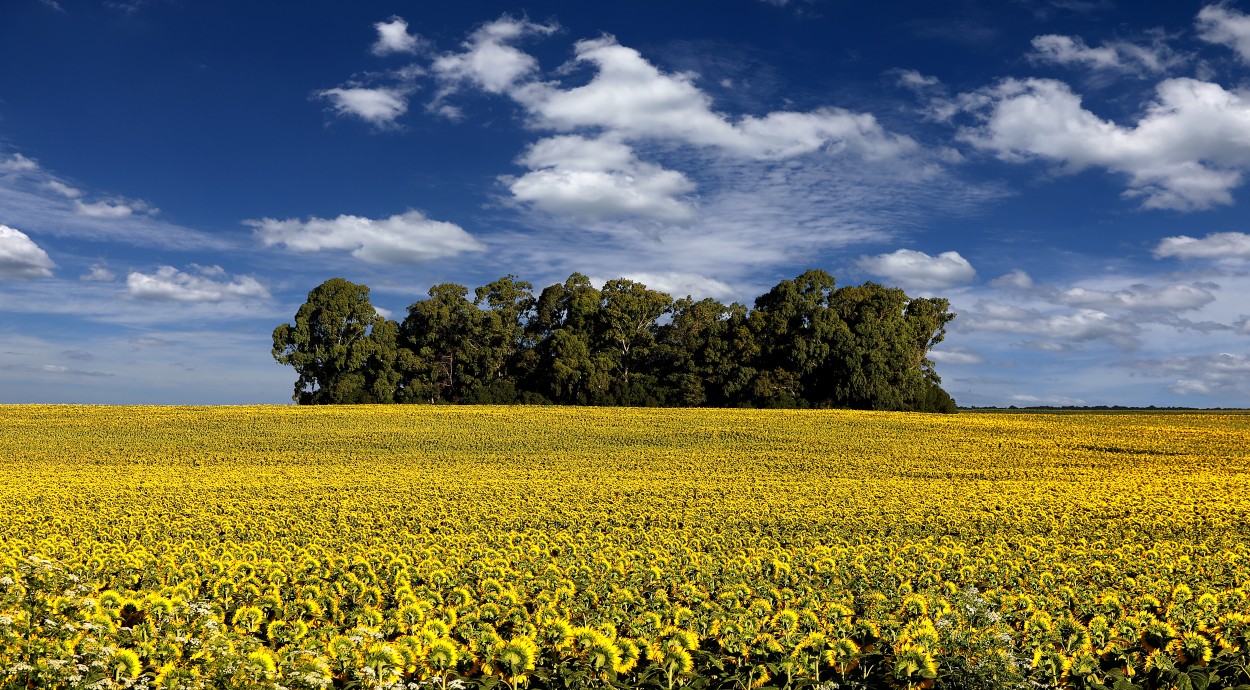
[{"x1": 2, "y1": 405, "x2": 1249, "y2": 690}]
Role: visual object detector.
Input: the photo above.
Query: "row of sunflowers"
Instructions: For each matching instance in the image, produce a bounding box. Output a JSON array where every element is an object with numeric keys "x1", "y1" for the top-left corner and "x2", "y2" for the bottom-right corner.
[{"x1": 2, "y1": 405, "x2": 1249, "y2": 689}]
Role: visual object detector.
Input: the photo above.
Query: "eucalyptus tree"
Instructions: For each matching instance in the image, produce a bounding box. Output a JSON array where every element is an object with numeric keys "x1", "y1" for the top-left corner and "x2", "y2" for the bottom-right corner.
[{"x1": 271, "y1": 277, "x2": 388, "y2": 404}]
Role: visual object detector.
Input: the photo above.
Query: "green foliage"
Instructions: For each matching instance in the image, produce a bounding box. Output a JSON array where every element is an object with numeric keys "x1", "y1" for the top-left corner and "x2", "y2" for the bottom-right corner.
[
  {"x1": 271, "y1": 278, "x2": 388, "y2": 404},
  {"x1": 273, "y1": 271, "x2": 959, "y2": 411}
]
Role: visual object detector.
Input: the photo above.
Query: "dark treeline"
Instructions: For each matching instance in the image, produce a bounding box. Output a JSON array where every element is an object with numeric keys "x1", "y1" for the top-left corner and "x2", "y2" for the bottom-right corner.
[{"x1": 272, "y1": 270, "x2": 959, "y2": 412}]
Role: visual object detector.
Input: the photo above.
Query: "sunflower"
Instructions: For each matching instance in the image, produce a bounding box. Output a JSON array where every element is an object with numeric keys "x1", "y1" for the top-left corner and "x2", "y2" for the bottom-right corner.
[
  {"x1": 362, "y1": 642, "x2": 404, "y2": 685},
  {"x1": 816, "y1": 637, "x2": 853, "y2": 674},
  {"x1": 492, "y1": 636, "x2": 538, "y2": 689},
  {"x1": 1171, "y1": 631, "x2": 1212, "y2": 665},
  {"x1": 891, "y1": 642, "x2": 937, "y2": 689},
  {"x1": 111, "y1": 648, "x2": 142, "y2": 681},
  {"x1": 242, "y1": 649, "x2": 278, "y2": 682},
  {"x1": 426, "y1": 637, "x2": 460, "y2": 671},
  {"x1": 153, "y1": 663, "x2": 201, "y2": 690},
  {"x1": 614, "y1": 637, "x2": 641, "y2": 674}
]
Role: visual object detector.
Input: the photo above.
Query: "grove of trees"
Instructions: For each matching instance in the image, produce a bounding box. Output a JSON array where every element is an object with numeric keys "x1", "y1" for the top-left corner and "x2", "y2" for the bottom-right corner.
[{"x1": 272, "y1": 270, "x2": 959, "y2": 412}]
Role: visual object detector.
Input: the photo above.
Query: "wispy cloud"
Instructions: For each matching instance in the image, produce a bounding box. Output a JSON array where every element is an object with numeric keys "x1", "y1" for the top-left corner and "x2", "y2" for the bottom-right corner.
[
  {"x1": 1196, "y1": 4, "x2": 1250, "y2": 64},
  {"x1": 1028, "y1": 33, "x2": 1185, "y2": 76},
  {"x1": 0, "y1": 151, "x2": 232, "y2": 250}
]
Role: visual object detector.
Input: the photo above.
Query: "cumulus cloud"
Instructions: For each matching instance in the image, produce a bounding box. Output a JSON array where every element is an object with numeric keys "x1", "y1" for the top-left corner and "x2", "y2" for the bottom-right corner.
[
  {"x1": 317, "y1": 86, "x2": 410, "y2": 126},
  {"x1": 858, "y1": 249, "x2": 976, "y2": 290},
  {"x1": 248, "y1": 209, "x2": 485, "y2": 264},
  {"x1": 990, "y1": 269, "x2": 1034, "y2": 290},
  {"x1": 80, "y1": 264, "x2": 115, "y2": 282},
  {"x1": 1058, "y1": 283, "x2": 1216, "y2": 312},
  {"x1": 372, "y1": 16, "x2": 425, "y2": 56},
  {"x1": 958, "y1": 77, "x2": 1250, "y2": 211},
  {"x1": 1029, "y1": 34, "x2": 1181, "y2": 74},
  {"x1": 1154, "y1": 231, "x2": 1250, "y2": 259},
  {"x1": 1196, "y1": 4, "x2": 1250, "y2": 63},
  {"x1": 379, "y1": 14, "x2": 938, "y2": 232},
  {"x1": 514, "y1": 35, "x2": 916, "y2": 160},
  {"x1": 126, "y1": 265, "x2": 269, "y2": 302},
  {"x1": 507, "y1": 135, "x2": 697, "y2": 224},
  {"x1": 0, "y1": 225, "x2": 56, "y2": 279},
  {"x1": 430, "y1": 18, "x2": 916, "y2": 162},
  {"x1": 432, "y1": 16, "x2": 557, "y2": 95}
]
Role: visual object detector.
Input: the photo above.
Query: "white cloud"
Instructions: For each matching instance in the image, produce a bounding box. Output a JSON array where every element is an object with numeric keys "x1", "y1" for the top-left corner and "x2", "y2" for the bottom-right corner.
[
  {"x1": 0, "y1": 225, "x2": 56, "y2": 279},
  {"x1": 318, "y1": 86, "x2": 409, "y2": 126},
  {"x1": 1058, "y1": 283, "x2": 1216, "y2": 312},
  {"x1": 513, "y1": 36, "x2": 916, "y2": 160},
  {"x1": 0, "y1": 156, "x2": 227, "y2": 250},
  {"x1": 928, "y1": 347, "x2": 983, "y2": 365},
  {"x1": 966, "y1": 302, "x2": 1138, "y2": 345},
  {"x1": 507, "y1": 135, "x2": 697, "y2": 224},
  {"x1": 895, "y1": 69, "x2": 942, "y2": 90},
  {"x1": 1154, "y1": 231, "x2": 1250, "y2": 259},
  {"x1": 372, "y1": 17, "x2": 425, "y2": 56},
  {"x1": 43, "y1": 180, "x2": 81, "y2": 198},
  {"x1": 0, "y1": 153, "x2": 39, "y2": 173},
  {"x1": 1010, "y1": 393, "x2": 1087, "y2": 406},
  {"x1": 618, "y1": 271, "x2": 735, "y2": 300},
  {"x1": 432, "y1": 16, "x2": 557, "y2": 95},
  {"x1": 990, "y1": 269, "x2": 1034, "y2": 290},
  {"x1": 126, "y1": 265, "x2": 269, "y2": 303},
  {"x1": 75, "y1": 199, "x2": 137, "y2": 217},
  {"x1": 248, "y1": 209, "x2": 485, "y2": 264},
  {"x1": 1130, "y1": 352, "x2": 1250, "y2": 396},
  {"x1": 1196, "y1": 4, "x2": 1250, "y2": 63},
  {"x1": 958, "y1": 77, "x2": 1250, "y2": 211},
  {"x1": 1028, "y1": 34, "x2": 1180, "y2": 74},
  {"x1": 81, "y1": 264, "x2": 115, "y2": 282},
  {"x1": 858, "y1": 249, "x2": 976, "y2": 290},
  {"x1": 430, "y1": 22, "x2": 916, "y2": 162},
  {"x1": 1030, "y1": 34, "x2": 1121, "y2": 69}
]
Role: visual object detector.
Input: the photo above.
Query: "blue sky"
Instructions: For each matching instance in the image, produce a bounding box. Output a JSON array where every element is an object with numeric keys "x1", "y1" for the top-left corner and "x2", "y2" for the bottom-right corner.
[{"x1": 3, "y1": 0, "x2": 1250, "y2": 406}]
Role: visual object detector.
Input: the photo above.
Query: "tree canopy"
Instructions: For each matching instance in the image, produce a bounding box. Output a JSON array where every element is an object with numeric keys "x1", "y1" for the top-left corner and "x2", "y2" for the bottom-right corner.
[{"x1": 272, "y1": 271, "x2": 959, "y2": 412}]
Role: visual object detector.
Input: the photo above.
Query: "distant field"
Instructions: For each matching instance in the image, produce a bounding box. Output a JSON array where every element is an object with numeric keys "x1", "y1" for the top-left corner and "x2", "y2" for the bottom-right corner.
[{"x1": 2, "y1": 405, "x2": 1249, "y2": 689}]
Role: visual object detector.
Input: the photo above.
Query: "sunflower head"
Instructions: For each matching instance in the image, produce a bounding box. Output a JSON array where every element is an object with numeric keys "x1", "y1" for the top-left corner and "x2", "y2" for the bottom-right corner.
[
  {"x1": 1173, "y1": 632, "x2": 1213, "y2": 664},
  {"x1": 825, "y1": 637, "x2": 860, "y2": 675},
  {"x1": 112, "y1": 649, "x2": 142, "y2": 681},
  {"x1": 615, "y1": 637, "x2": 641, "y2": 674},
  {"x1": 363, "y1": 642, "x2": 404, "y2": 684},
  {"x1": 900, "y1": 593, "x2": 929, "y2": 620},
  {"x1": 427, "y1": 638, "x2": 460, "y2": 671},
  {"x1": 892, "y1": 642, "x2": 937, "y2": 687},
  {"x1": 242, "y1": 650, "x2": 278, "y2": 682},
  {"x1": 1141, "y1": 616, "x2": 1178, "y2": 651},
  {"x1": 153, "y1": 663, "x2": 200, "y2": 690},
  {"x1": 584, "y1": 637, "x2": 623, "y2": 679},
  {"x1": 493, "y1": 636, "x2": 539, "y2": 685}
]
